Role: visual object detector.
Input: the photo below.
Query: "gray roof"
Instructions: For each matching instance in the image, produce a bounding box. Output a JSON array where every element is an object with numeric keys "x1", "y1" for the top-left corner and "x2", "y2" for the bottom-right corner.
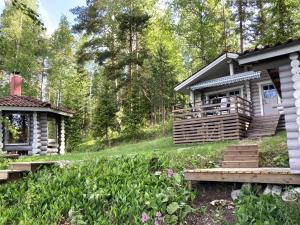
[{"x1": 191, "y1": 71, "x2": 261, "y2": 91}]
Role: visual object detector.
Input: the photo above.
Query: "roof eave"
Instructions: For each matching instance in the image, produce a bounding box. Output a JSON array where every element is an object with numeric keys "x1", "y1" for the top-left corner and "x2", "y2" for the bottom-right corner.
[
  {"x1": 239, "y1": 43, "x2": 300, "y2": 65},
  {"x1": 175, "y1": 52, "x2": 239, "y2": 92},
  {"x1": 0, "y1": 106, "x2": 73, "y2": 117}
]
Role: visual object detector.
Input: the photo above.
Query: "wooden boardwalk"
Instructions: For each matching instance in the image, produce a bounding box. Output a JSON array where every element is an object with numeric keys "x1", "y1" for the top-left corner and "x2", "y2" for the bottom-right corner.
[
  {"x1": 185, "y1": 168, "x2": 300, "y2": 185},
  {"x1": 0, "y1": 161, "x2": 57, "y2": 182}
]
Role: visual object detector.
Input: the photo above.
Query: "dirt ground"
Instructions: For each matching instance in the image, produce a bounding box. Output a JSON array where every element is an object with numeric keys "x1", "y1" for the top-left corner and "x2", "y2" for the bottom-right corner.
[{"x1": 185, "y1": 182, "x2": 241, "y2": 225}]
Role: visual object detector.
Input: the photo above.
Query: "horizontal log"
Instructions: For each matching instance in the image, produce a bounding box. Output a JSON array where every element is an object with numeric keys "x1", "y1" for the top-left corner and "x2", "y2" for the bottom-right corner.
[{"x1": 289, "y1": 150, "x2": 300, "y2": 158}]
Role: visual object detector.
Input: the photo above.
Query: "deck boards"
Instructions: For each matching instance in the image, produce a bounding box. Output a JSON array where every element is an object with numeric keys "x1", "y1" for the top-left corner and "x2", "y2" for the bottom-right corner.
[{"x1": 184, "y1": 168, "x2": 300, "y2": 185}]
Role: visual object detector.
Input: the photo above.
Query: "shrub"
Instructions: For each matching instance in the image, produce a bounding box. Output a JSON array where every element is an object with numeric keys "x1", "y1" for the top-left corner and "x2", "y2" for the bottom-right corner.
[
  {"x1": 0, "y1": 155, "x2": 194, "y2": 225},
  {"x1": 235, "y1": 186, "x2": 300, "y2": 225}
]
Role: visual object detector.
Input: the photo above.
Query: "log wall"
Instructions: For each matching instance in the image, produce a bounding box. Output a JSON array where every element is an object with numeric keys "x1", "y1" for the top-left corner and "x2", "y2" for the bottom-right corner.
[
  {"x1": 39, "y1": 113, "x2": 48, "y2": 155},
  {"x1": 279, "y1": 62, "x2": 299, "y2": 173}
]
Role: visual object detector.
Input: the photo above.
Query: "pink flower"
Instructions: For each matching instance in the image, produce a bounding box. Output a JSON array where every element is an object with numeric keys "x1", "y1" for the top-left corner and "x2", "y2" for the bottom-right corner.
[
  {"x1": 141, "y1": 212, "x2": 150, "y2": 223},
  {"x1": 155, "y1": 211, "x2": 162, "y2": 218},
  {"x1": 167, "y1": 169, "x2": 174, "y2": 177},
  {"x1": 154, "y1": 211, "x2": 163, "y2": 225}
]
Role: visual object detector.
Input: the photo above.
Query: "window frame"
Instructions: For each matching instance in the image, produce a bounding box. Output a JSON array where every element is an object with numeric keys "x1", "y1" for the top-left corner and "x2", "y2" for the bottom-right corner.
[
  {"x1": 47, "y1": 116, "x2": 58, "y2": 144},
  {"x1": 4, "y1": 113, "x2": 30, "y2": 146}
]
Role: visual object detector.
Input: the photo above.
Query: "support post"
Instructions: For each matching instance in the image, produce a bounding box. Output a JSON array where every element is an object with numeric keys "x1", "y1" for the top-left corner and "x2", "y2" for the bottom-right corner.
[
  {"x1": 245, "y1": 81, "x2": 251, "y2": 102},
  {"x1": 59, "y1": 116, "x2": 65, "y2": 155},
  {"x1": 32, "y1": 112, "x2": 40, "y2": 155},
  {"x1": 0, "y1": 110, "x2": 3, "y2": 152},
  {"x1": 190, "y1": 89, "x2": 194, "y2": 106}
]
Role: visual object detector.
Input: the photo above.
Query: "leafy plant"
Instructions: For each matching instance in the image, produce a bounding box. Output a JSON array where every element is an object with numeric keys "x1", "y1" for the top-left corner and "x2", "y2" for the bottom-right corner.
[
  {"x1": 235, "y1": 186, "x2": 300, "y2": 225},
  {"x1": 0, "y1": 155, "x2": 194, "y2": 225}
]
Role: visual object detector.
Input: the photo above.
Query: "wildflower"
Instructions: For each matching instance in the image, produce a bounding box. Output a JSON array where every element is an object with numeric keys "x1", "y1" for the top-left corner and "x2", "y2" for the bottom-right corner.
[
  {"x1": 155, "y1": 211, "x2": 162, "y2": 218},
  {"x1": 154, "y1": 211, "x2": 163, "y2": 225},
  {"x1": 167, "y1": 169, "x2": 174, "y2": 177},
  {"x1": 141, "y1": 212, "x2": 149, "y2": 223}
]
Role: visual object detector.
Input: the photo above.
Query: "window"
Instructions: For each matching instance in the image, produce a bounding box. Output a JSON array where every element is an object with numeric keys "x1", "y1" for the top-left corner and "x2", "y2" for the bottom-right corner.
[
  {"x1": 48, "y1": 117, "x2": 58, "y2": 144},
  {"x1": 263, "y1": 84, "x2": 276, "y2": 99},
  {"x1": 5, "y1": 113, "x2": 30, "y2": 145},
  {"x1": 229, "y1": 90, "x2": 240, "y2": 96}
]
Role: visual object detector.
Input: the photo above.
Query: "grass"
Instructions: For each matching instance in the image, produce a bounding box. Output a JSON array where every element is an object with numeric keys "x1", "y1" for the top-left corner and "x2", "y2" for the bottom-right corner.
[
  {"x1": 16, "y1": 136, "x2": 235, "y2": 163},
  {"x1": 12, "y1": 132, "x2": 289, "y2": 169}
]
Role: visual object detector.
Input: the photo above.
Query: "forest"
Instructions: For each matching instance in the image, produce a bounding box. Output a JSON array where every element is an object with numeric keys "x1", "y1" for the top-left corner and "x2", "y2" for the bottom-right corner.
[{"x1": 0, "y1": 0, "x2": 300, "y2": 150}]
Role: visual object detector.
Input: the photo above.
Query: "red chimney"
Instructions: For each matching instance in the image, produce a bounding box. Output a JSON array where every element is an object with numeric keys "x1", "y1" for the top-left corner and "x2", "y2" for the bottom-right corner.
[{"x1": 10, "y1": 74, "x2": 22, "y2": 96}]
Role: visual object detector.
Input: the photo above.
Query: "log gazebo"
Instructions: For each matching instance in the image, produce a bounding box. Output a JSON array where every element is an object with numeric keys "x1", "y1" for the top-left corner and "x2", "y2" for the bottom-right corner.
[{"x1": 0, "y1": 75, "x2": 73, "y2": 156}]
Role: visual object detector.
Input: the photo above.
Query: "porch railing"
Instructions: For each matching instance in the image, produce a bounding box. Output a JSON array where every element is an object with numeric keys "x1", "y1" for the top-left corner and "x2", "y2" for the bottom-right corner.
[{"x1": 173, "y1": 96, "x2": 253, "y2": 121}]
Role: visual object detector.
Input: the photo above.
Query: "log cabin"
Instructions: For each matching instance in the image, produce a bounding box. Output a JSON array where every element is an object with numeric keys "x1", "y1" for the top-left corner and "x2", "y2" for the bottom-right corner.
[
  {"x1": 0, "y1": 74, "x2": 73, "y2": 156},
  {"x1": 174, "y1": 39, "x2": 300, "y2": 174}
]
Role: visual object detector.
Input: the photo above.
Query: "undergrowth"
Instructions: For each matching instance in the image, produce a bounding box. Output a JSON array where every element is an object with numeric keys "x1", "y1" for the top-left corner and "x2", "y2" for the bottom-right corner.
[
  {"x1": 235, "y1": 186, "x2": 300, "y2": 225},
  {"x1": 0, "y1": 154, "x2": 201, "y2": 225}
]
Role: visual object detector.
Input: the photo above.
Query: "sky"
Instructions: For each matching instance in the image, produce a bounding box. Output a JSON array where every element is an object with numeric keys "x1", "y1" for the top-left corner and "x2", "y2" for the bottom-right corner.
[{"x1": 0, "y1": 0, "x2": 86, "y2": 35}]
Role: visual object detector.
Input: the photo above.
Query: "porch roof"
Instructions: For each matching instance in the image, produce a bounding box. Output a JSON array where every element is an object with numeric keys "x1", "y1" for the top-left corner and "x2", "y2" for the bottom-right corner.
[{"x1": 190, "y1": 71, "x2": 261, "y2": 91}]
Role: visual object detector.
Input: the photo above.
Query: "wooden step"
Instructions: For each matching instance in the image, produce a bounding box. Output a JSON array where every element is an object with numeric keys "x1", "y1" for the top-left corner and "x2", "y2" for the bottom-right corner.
[
  {"x1": 224, "y1": 149, "x2": 258, "y2": 156},
  {"x1": 226, "y1": 144, "x2": 258, "y2": 151},
  {"x1": 223, "y1": 155, "x2": 259, "y2": 161},
  {"x1": 0, "y1": 154, "x2": 19, "y2": 160},
  {"x1": 222, "y1": 160, "x2": 259, "y2": 168},
  {"x1": 247, "y1": 132, "x2": 275, "y2": 138},
  {"x1": 0, "y1": 170, "x2": 29, "y2": 181},
  {"x1": 9, "y1": 161, "x2": 57, "y2": 172}
]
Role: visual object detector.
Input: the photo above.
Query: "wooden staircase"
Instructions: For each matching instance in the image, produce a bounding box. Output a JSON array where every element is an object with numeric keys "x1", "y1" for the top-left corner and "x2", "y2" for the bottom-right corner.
[
  {"x1": 222, "y1": 144, "x2": 259, "y2": 168},
  {"x1": 247, "y1": 115, "x2": 280, "y2": 139}
]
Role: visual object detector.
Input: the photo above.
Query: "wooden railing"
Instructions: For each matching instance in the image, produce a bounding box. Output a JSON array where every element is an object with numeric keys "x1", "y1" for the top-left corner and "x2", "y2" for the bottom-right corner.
[{"x1": 173, "y1": 96, "x2": 253, "y2": 121}]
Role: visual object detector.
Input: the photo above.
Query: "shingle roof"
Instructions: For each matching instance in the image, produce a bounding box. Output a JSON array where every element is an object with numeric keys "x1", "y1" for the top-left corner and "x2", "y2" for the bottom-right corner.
[
  {"x1": 0, "y1": 95, "x2": 73, "y2": 116},
  {"x1": 191, "y1": 71, "x2": 261, "y2": 91}
]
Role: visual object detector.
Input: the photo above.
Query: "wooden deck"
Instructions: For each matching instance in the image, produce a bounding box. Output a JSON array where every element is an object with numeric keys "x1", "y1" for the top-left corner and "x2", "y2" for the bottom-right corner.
[
  {"x1": 185, "y1": 168, "x2": 300, "y2": 185},
  {"x1": 173, "y1": 96, "x2": 252, "y2": 144}
]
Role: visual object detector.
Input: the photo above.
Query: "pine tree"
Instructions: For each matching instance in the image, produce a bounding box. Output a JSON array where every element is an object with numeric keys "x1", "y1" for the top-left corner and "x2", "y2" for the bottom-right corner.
[{"x1": 93, "y1": 78, "x2": 118, "y2": 146}]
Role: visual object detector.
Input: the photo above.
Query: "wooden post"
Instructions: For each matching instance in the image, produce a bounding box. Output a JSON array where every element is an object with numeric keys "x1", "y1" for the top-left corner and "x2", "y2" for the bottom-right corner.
[
  {"x1": 190, "y1": 89, "x2": 194, "y2": 106},
  {"x1": 59, "y1": 116, "x2": 65, "y2": 155},
  {"x1": 40, "y1": 113, "x2": 48, "y2": 155},
  {"x1": 0, "y1": 110, "x2": 3, "y2": 152},
  {"x1": 32, "y1": 112, "x2": 40, "y2": 155}
]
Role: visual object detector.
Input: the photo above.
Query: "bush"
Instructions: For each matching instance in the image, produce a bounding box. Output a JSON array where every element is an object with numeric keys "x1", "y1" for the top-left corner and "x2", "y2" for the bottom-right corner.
[
  {"x1": 0, "y1": 155, "x2": 194, "y2": 225},
  {"x1": 235, "y1": 186, "x2": 300, "y2": 225}
]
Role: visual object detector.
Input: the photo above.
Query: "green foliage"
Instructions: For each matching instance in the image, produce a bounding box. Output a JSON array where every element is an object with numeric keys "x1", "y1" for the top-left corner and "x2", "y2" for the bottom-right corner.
[
  {"x1": 259, "y1": 132, "x2": 289, "y2": 167},
  {"x1": 0, "y1": 156, "x2": 193, "y2": 224},
  {"x1": 93, "y1": 79, "x2": 118, "y2": 144},
  {"x1": 235, "y1": 186, "x2": 300, "y2": 225},
  {"x1": 0, "y1": 0, "x2": 46, "y2": 97}
]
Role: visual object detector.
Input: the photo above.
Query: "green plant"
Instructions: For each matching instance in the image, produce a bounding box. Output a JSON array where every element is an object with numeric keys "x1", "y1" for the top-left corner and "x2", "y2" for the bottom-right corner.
[
  {"x1": 235, "y1": 186, "x2": 300, "y2": 225},
  {"x1": 0, "y1": 155, "x2": 194, "y2": 225}
]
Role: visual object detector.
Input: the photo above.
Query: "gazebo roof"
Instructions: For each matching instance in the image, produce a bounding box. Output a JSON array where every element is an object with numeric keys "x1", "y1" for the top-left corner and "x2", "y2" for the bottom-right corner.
[{"x1": 0, "y1": 95, "x2": 73, "y2": 117}]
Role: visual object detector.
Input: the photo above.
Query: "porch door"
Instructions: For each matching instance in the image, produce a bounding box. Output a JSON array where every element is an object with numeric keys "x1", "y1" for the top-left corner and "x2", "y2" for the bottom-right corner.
[{"x1": 261, "y1": 84, "x2": 279, "y2": 115}]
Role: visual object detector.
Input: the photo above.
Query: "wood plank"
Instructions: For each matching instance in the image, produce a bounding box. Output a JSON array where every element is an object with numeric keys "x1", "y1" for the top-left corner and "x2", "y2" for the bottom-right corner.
[
  {"x1": 10, "y1": 161, "x2": 57, "y2": 172},
  {"x1": 184, "y1": 168, "x2": 300, "y2": 184},
  {"x1": 222, "y1": 160, "x2": 258, "y2": 168}
]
